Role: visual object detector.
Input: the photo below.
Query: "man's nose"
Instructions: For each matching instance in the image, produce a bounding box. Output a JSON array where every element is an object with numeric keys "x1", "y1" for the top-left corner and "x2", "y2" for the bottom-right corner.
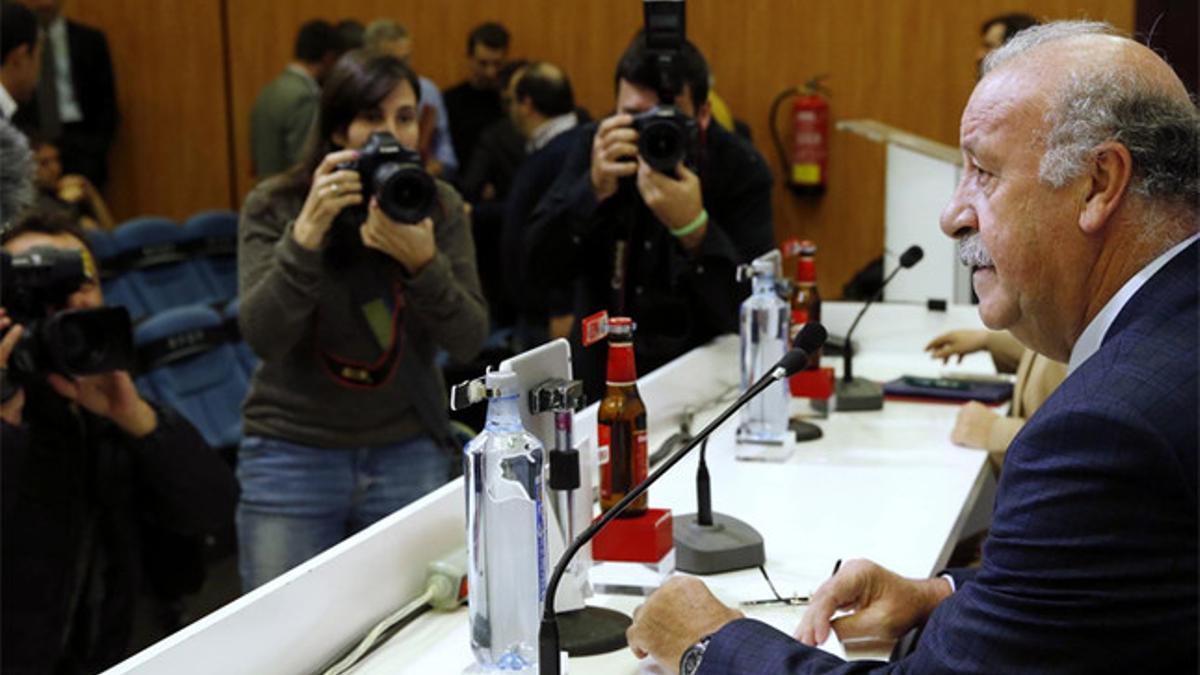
[{"x1": 940, "y1": 185, "x2": 977, "y2": 240}]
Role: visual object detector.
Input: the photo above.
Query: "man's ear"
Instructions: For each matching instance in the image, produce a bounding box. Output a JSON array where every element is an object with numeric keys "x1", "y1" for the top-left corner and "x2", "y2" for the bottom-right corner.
[
  {"x1": 695, "y1": 99, "x2": 712, "y2": 133},
  {"x1": 1079, "y1": 141, "x2": 1133, "y2": 235}
]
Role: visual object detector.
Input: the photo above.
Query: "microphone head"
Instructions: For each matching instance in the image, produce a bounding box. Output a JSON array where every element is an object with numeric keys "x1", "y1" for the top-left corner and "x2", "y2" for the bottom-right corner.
[
  {"x1": 779, "y1": 322, "x2": 828, "y2": 376},
  {"x1": 793, "y1": 322, "x2": 828, "y2": 354},
  {"x1": 900, "y1": 245, "x2": 924, "y2": 268}
]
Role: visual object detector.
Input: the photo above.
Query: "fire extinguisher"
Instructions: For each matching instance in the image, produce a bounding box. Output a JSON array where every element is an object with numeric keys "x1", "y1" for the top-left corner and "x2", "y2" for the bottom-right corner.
[{"x1": 771, "y1": 75, "x2": 831, "y2": 197}]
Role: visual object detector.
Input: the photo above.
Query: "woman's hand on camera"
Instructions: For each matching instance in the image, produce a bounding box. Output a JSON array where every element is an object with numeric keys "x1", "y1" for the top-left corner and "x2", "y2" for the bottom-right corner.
[
  {"x1": 360, "y1": 198, "x2": 436, "y2": 275},
  {"x1": 293, "y1": 149, "x2": 363, "y2": 251},
  {"x1": 0, "y1": 309, "x2": 26, "y2": 426}
]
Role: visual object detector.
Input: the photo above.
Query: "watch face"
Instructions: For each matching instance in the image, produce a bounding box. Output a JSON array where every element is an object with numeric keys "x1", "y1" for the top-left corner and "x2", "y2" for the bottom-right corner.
[{"x1": 680, "y1": 640, "x2": 708, "y2": 675}]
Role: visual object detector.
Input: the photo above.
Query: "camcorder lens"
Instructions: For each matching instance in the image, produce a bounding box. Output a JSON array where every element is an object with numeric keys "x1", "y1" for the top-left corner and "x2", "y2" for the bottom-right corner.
[{"x1": 47, "y1": 307, "x2": 134, "y2": 376}]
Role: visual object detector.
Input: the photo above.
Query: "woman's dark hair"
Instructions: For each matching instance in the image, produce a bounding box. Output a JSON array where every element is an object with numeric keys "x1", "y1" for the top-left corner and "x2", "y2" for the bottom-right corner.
[{"x1": 276, "y1": 50, "x2": 422, "y2": 198}]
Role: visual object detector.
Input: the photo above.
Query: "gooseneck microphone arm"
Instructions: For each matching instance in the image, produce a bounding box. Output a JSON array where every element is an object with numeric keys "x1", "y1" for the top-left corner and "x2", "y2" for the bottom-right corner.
[
  {"x1": 842, "y1": 246, "x2": 924, "y2": 383},
  {"x1": 538, "y1": 324, "x2": 827, "y2": 675}
]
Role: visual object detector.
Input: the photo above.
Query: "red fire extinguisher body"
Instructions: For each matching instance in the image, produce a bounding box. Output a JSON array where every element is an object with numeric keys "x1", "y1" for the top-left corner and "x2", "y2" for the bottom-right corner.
[{"x1": 790, "y1": 94, "x2": 829, "y2": 196}]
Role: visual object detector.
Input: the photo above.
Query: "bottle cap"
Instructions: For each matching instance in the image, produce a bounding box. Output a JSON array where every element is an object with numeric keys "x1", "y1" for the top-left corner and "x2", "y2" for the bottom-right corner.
[
  {"x1": 608, "y1": 316, "x2": 635, "y2": 338},
  {"x1": 484, "y1": 370, "x2": 520, "y2": 396}
]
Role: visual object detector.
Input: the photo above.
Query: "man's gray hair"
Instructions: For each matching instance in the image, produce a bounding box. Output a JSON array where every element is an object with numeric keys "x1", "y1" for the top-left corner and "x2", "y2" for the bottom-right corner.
[
  {"x1": 364, "y1": 19, "x2": 409, "y2": 51},
  {"x1": 983, "y1": 20, "x2": 1200, "y2": 215},
  {"x1": 0, "y1": 118, "x2": 34, "y2": 230}
]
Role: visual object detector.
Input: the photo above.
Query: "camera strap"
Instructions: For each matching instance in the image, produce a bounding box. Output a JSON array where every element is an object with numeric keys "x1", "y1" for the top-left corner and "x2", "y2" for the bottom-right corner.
[{"x1": 316, "y1": 279, "x2": 407, "y2": 390}]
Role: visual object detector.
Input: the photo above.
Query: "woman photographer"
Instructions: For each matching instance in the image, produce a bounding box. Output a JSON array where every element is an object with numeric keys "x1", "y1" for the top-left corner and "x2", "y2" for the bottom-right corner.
[{"x1": 237, "y1": 51, "x2": 487, "y2": 590}]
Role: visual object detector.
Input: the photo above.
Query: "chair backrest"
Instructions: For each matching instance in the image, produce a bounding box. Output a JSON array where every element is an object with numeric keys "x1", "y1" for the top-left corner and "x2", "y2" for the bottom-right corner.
[
  {"x1": 86, "y1": 228, "x2": 148, "y2": 320},
  {"x1": 182, "y1": 210, "x2": 239, "y2": 302},
  {"x1": 112, "y1": 217, "x2": 216, "y2": 314},
  {"x1": 134, "y1": 304, "x2": 248, "y2": 449}
]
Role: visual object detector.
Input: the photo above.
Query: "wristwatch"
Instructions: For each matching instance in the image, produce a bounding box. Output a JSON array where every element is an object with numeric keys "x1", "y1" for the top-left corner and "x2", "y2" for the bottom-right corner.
[{"x1": 680, "y1": 635, "x2": 712, "y2": 675}]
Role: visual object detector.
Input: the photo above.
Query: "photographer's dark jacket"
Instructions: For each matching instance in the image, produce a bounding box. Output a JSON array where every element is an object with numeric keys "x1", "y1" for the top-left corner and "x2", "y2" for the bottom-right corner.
[
  {"x1": 525, "y1": 121, "x2": 774, "y2": 400},
  {"x1": 1, "y1": 385, "x2": 238, "y2": 674},
  {"x1": 238, "y1": 178, "x2": 487, "y2": 448}
]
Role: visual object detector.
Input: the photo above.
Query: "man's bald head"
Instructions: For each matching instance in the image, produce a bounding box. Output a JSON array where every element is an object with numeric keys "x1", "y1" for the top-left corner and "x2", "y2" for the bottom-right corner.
[{"x1": 982, "y1": 21, "x2": 1199, "y2": 223}]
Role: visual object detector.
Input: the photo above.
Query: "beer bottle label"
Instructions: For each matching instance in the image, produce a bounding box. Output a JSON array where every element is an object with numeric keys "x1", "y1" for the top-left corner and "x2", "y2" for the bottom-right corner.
[
  {"x1": 598, "y1": 423, "x2": 612, "y2": 500},
  {"x1": 633, "y1": 429, "x2": 648, "y2": 485}
]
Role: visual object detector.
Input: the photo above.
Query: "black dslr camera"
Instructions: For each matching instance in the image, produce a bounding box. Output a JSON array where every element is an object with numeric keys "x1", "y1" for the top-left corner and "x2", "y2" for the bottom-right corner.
[
  {"x1": 634, "y1": 0, "x2": 697, "y2": 176},
  {"x1": 0, "y1": 247, "x2": 134, "y2": 395},
  {"x1": 336, "y1": 131, "x2": 437, "y2": 225}
]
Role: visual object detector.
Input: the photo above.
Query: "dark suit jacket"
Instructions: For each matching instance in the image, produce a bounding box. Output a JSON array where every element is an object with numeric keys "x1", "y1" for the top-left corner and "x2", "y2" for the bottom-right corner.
[
  {"x1": 525, "y1": 121, "x2": 774, "y2": 401},
  {"x1": 14, "y1": 19, "x2": 117, "y2": 188},
  {"x1": 699, "y1": 240, "x2": 1199, "y2": 674}
]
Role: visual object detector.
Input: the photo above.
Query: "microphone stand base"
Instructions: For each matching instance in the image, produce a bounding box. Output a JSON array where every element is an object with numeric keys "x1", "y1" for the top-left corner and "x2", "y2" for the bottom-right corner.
[
  {"x1": 557, "y1": 605, "x2": 631, "y2": 656},
  {"x1": 673, "y1": 513, "x2": 765, "y2": 575},
  {"x1": 835, "y1": 378, "x2": 884, "y2": 411}
]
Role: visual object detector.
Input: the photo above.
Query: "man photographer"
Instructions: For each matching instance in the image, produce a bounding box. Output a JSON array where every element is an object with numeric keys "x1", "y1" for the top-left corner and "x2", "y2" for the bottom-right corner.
[
  {"x1": 1, "y1": 212, "x2": 238, "y2": 673},
  {"x1": 526, "y1": 31, "x2": 773, "y2": 399}
]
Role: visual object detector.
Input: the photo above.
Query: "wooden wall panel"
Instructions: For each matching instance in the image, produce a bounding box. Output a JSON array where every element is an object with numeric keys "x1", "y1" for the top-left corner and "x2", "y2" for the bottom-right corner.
[
  {"x1": 83, "y1": 0, "x2": 1136, "y2": 294},
  {"x1": 63, "y1": 0, "x2": 232, "y2": 223}
]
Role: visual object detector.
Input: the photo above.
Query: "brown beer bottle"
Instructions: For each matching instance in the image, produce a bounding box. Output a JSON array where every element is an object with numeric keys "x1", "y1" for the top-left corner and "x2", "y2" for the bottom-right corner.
[
  {"x1": 791, "y1": 241, "x2": 823, "y2": 368},
  {"x1": 597, "y1": 317, "x2": 648, "y2": 516},
  {"x1": 792, "y1": 240, "x2": 822, "y2": 325}
]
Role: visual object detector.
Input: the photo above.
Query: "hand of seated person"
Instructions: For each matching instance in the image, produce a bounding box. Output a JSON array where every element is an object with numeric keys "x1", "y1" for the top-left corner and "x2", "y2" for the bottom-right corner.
[
  {"x1": 626, "y1": 576, "x2": 744, "y2": 673},
  {"x1": 46, "y1": 369, "x2": 158, "y2": 439},
  {"x1": 950, "y1": 400, "x2": 999, "y2": 449},
  {"x1": 590, "y1": 113, "x2": 639, "y2": 202},
  {"x1": 795, "y1": 558, "x2": 952, "y2": 648},
  {"x1": 0, "y1": 309, "x2": 26, "y2": 426},
  {"x1": 925, "y1": 329, "x2": 989, "y2": 363},
  {"x1": 56, "y1": 174, "x2": 95, "y2": 204},
  {"x1": 359, "y1": 197, "x2": 436, "y2": 275}
]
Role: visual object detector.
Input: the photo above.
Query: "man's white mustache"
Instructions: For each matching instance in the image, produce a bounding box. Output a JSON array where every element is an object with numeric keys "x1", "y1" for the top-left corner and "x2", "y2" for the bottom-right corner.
[{"x1": 957, "y1": 235, "x2": 994, "y2": 268}]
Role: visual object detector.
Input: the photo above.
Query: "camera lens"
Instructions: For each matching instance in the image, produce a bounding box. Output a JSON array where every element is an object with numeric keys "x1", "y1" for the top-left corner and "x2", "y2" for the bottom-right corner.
[
  {"x1": 374, "y1": 163, "x2": 436, "y2": 224},
  {"x1": 59, "y1": 318, "x2": 108, "y2": 372},
  {"x1": 639, "y1": 119, "x2": 685, "y2": 174}
]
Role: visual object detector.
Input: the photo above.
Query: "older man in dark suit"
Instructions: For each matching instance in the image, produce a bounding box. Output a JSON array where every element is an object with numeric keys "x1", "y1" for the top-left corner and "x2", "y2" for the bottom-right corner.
[
  {"x1": 12, "y1": 0, "x2": 116, "y2": 190},
  {"x1": 626, "y1": 21, "x2": 1199, "y2": 675}
]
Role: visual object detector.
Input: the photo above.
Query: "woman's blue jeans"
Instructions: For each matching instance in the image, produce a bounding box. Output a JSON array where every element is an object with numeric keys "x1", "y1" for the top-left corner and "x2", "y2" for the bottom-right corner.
[{"x1": 235, "y1": 434, "x2": 451, "y2": 592}]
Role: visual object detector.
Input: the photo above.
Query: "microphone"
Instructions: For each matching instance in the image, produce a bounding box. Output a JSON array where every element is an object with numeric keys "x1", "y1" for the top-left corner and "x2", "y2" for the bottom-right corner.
[
  {"x1": 836, "y1": 245, "x2": 923, "y2": 411},
  {"x1": 539, "y1": 323, "x2": 828, "y2": 675}
]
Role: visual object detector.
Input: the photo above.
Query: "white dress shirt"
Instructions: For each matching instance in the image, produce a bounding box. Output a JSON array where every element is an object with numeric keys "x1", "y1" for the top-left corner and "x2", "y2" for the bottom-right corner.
[
  {"x1": 46, "y1": 16, "x2": 82, "y2": 123},
  {"x1": 1067, "y1": 233, "x2": 1199, "y2": 374},
  {"x1": 0, "y1": 81, "x2": 17, "y2": 120}
]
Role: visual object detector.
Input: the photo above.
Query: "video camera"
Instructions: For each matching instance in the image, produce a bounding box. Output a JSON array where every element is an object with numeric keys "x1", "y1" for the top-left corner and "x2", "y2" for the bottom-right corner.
[
  {"x1": 634, "y1": 0, "x2": 698, "y2": 175},
  {"x1": 1, "y1": 246, "x2": 134, "y2": 394},
  {"x1": 336, "y1": 131, "x2": 437, "y2": 225}
]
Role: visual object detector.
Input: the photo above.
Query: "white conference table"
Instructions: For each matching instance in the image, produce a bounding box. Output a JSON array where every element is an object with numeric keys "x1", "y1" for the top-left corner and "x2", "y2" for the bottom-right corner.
[{"x1": 107, "y1": 301, "x2": 998, "y2": 675}]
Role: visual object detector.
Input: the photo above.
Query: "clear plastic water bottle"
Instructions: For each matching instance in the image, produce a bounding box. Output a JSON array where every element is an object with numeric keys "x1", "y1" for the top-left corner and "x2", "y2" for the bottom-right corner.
[
  {"x1": 465, "y1": 370, "x2": 548, "y2": 672},
  {"x1": 737, "y1": 252, "x2": 791, "y2": 445}
]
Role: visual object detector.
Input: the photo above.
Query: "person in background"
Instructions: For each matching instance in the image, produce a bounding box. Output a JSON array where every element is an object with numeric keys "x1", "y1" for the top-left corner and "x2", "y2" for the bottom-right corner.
[
  {"x1": 525, "y1": 32, "x2": 774, "y2": 400},
  {"x1": 976, "y1": 12, "x2": 1038, "y2": 77},
  {"x1": 12, "y1": 0, "x2": 116, "y2": 191},
  {"x1": 1, "y1": 212, "x2": 239, "y2": 674},
  {"x1": 501, "y1": 61, "x2": 580, "y2": 351},
  {"x1": 249, "y1": 19, "x2": 344, "y2": 180},
  {"x1": 336, "y1": 18, "x2": 365, "y2": 50},
  {"x1": 443, "y1": 21, "x2": 509, "y2": 172},
  {"x1": 0, "y1": 0, "x2": 41, "y2": 122},
  {"x1": 236, "y1": 51, "x2": 487, "y2": 591},
  {"x1": 925, "y1": 329, "x2": 1066, "y2": 469},
  {"x1": 363, "y1": 18, "x2": 458, "y2": 178},
  {"x1": 625, "y1": 21, "x2": 1198, "y2": 673},
  {"x1": 29, "y1": 134, "x2": 114, "y2": 230}
]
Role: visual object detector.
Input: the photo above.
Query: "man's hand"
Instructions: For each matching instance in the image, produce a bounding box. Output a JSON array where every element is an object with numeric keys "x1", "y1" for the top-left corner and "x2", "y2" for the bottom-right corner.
[
  {"x1": 0, "y1": 309, "x2": 25, "y2": 426},
  {"x1": 47, "y1": 370, "x2": 158, "y2": 438},
  {"x1": 795, "y1": 559, "x2": 952, "y2": 647},
  {"x1": 636, "y1": 159, "x2": 703, "y2": 230},
  {"x1": 360, "y1": 199, "x2": 437, "y2": 275},
  {"x1": 590, "y1": 113, "x2": 639, "y2": 202},
  {"x1": 626, "y1": 576, "x2": 743, "y2": 673},
  {"x1": 925, "y1": 330, "x2": 989, "y2": 364},
  {"x1": 950, "y1": 401, "x2": 999, "y2": 449}
]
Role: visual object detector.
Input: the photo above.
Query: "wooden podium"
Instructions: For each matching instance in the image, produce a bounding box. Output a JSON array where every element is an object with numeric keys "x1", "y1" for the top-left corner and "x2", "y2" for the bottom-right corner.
[{"x1": 837, "y1": 120, "x2": 973, "y2": 305}]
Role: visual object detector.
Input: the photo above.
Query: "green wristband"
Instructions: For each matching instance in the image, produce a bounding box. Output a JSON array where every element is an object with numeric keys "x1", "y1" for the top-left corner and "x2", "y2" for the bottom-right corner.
[{"x1": 670, "y1": 209, "x2": 708, "y2": 238}]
